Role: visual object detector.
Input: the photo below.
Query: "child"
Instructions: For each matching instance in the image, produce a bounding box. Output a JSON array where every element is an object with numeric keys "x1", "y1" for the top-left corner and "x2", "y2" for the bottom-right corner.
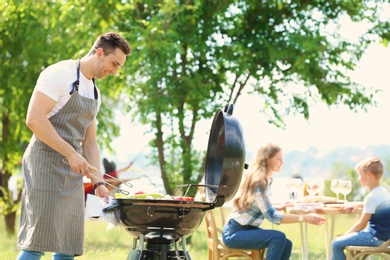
[
  {"x1": 222, "y1": 143, "x2": 326, "y2": 260},
  {"x1": 332, "y1": 156, "x2": 390, "y2": 260}
]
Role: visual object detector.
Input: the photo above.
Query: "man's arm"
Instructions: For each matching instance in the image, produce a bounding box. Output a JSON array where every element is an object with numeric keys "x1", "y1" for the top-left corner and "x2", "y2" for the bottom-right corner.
[
  {"x1": 82, "y1": 119, "x2": 103, "y2": 178},
  {"x1": 82, "y1": 118, "x2": 109, "y2": 200}
]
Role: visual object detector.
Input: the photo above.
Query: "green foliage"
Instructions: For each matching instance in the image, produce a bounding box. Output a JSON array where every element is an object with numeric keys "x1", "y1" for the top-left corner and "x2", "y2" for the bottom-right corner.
[
  {"x1": 0, "y1": 0, "x2": 132, "y2": 233},
  {"x1": 0, "y1": 187, "x2": 18, "y2": 216},
  {"x1": 1, "y1": 0, "x2": 390, "y2": 234},
  {"x1": 117, "y1": 0, "x2": 390, "y2": 195},
  {"x1": 219, "y1": 0, "x2": 387, "y2": 127}
]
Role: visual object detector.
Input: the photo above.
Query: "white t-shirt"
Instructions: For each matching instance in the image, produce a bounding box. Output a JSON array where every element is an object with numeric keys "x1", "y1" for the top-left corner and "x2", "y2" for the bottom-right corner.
[
  {"x1": 363, "y1": 186, "x2": 390, "y2": 240},
  {"x1": 34, "y1": 59, "x2": 101, "y2": 118},
  {"x1": 364, "y1": 186, "x2": 390, "y2": 214}
]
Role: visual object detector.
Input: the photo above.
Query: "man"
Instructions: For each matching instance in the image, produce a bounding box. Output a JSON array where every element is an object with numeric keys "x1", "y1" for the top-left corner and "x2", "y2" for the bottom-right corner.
[{"x1": 17, "y1": 32, "x2": 131, "y2": 260}]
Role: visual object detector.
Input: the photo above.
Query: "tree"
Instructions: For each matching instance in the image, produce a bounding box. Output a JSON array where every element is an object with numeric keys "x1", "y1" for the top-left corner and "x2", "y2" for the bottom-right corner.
[
  {"x1": 113, "y1": 1, "x2": 233, "y2": 195},
  {"x1": 1, "y1": 0, "x2": 389, "y2": 236},
  {"x1": 115, "y1": 0, "x2": 389, "y2": 196},
  {"x1": 0, "y1": 0, "x2": 123, "y2": 234},
  {"x1": 0, "y1": 1, "x2": 62, "y2": 235}
]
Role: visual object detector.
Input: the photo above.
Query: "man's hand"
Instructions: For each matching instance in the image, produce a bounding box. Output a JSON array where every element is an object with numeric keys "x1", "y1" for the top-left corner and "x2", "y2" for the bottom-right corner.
[
  {"x1": 67, "y1": 153, "x2": 91, "y2": 178},
  {"x1": 95, "y1": 185, "x2": 110, "y2": 203}
]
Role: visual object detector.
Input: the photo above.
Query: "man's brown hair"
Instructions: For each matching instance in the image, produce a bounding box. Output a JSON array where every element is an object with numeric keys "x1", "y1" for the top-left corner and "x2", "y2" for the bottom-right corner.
[{"x1": 89, "y1": 32, "x2": 131, "y2": 56}]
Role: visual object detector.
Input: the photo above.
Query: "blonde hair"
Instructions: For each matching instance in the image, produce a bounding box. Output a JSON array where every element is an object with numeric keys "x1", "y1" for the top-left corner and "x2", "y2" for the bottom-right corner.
[
  {"x1": 233, "y1": 143, "x2": 282, "y2": 212},
  {"x1": 355, "y1": 156, "x2": 384, "y2": 179}
]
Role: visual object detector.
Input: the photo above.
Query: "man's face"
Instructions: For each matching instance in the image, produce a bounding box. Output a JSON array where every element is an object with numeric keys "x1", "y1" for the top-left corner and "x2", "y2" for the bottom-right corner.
[{"x1": 96, "y1": 48, "x2": 127, "y2": 79}]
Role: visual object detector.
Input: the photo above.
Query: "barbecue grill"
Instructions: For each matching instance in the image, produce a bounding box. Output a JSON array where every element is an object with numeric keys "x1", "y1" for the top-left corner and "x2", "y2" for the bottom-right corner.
[{"x1": 103, "y1": 104, "x2": 246, "y2": 259}]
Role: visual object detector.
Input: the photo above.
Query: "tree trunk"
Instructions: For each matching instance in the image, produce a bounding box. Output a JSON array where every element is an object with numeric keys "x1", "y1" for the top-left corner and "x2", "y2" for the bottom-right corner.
[{"x1": 5, "y1": 211, "x2": 16, "y2": 235}]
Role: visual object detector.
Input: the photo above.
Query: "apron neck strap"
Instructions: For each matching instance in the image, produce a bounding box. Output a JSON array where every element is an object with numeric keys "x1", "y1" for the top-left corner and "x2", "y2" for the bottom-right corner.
[{"x1": 70, "y1": 59, "x2": 98, "y2": 100}]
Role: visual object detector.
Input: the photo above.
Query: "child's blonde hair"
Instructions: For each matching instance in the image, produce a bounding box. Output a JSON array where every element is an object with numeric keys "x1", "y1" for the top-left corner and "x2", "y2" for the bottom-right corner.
[{"x1": 355, "y1": 156, "x2": 384, "y2": 179}]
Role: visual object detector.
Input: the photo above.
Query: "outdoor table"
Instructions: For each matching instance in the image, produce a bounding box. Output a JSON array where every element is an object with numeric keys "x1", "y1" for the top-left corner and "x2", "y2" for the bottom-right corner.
[{"x1": 286, "y1": 202, "x2": 363, "y2": 260}]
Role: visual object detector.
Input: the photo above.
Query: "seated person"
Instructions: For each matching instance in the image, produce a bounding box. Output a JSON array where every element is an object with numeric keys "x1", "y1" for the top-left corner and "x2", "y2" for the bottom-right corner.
[
  {"x1": 84, "y1": 158, "x2": 133, "y2": 197},
  {"x1": 103, "y1": 158, "x2": 133, "y2": 179},
  {"x1": 332, "y1": 156, "x2": 390, "y2": 260},
  {"x1": 222, "y1": 143, "x2": 326, "y2": 260}
]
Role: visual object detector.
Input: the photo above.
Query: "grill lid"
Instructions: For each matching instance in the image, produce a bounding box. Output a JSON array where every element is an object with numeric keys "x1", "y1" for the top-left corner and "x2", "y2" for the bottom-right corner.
[{"x1": 204, "y1": 104, "x2": 246, "y2": 207}]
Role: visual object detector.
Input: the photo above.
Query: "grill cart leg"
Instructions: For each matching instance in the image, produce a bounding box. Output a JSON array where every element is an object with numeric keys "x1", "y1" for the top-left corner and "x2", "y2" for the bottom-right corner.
[
  {"x1": 181, "y1": 236, "x2": 191, "y2": 260},
  {"x1": 127, "y1": 235, "x2": 144, "y2": 260}
]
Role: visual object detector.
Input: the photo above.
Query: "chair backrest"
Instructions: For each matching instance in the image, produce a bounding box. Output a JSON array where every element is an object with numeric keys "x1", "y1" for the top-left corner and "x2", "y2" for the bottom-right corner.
[
  {"x1": 204, "y1": 209, "x2": 221, "y2": 259},
  {"x1": 204, "y1": 208, "x2": 265, "y2": 260},
  {"x1": 345, "y1": 239, "x2": 390, "y2": 260},
  {"x1": 381, "y1": 239, "x2": 390, "y2": 248}
]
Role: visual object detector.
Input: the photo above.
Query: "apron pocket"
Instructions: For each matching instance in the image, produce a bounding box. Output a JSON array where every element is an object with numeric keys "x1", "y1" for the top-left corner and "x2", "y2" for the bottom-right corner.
[{"x1": 27, "y1": 149, "x2": 67, "y2": 192}]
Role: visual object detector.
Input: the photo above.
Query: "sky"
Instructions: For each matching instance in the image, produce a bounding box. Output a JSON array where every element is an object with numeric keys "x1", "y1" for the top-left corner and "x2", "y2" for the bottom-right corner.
[
  {"x1": 234, "y1": 43, "x2": 390, "y2": 154},
  {"x1": 107, "y1": 43, "x2": 390, "y2": 169}
]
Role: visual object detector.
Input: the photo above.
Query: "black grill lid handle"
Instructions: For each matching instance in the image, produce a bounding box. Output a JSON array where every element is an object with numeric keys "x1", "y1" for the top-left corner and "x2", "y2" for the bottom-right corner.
[
  {"x1": 214, "y1": 196, "x2": 225, "y2": 207},
  {"x1": 103, "y1": 203, "x2": 120, "y2": 213},
  {"x1": 224, "y1": 103, "x2": 234, "y2": 115}
]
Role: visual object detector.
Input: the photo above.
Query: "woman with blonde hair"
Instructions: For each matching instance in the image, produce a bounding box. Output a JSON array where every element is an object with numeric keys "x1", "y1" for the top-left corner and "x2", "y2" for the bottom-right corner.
[{"x1": 222, "y1": 143, "x2": 325, "y2": 259}]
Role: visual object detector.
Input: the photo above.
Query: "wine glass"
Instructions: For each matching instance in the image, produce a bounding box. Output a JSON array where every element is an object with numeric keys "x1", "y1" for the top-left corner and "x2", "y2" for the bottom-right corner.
[
  {"x1": 340, "y1": 180, "x2": 352, "y2": 202},
  {"x1": 286, "y1": 178, "x2": 302, "y2": 201},
  {"x1": 330, "y1": 179, "x2": 343, "y2": 201},
  {"x1": 305, "y1": 177, "x2": 320, "y2": 202}
]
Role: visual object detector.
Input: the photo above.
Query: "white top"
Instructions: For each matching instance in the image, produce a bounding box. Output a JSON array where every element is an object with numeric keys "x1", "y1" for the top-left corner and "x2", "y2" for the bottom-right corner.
[
  {"x1": 364, "y1": 186, "x2": 390, "y2": 214},
  {"x1": 34, "y1": 59, "x2": 101, "y2": 118},
  {"x1": 363, "y1": 186, "x2": 390, "y2": 240}
]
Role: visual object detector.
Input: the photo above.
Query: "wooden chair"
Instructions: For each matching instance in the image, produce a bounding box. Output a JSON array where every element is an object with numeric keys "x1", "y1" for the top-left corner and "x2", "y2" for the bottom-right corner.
[
  {"x1": 204, "y1": 208, "x2": 266, "y2": 259},
  {"x1": 345, "y1": 239, "x2": 390, "y2": 260}
]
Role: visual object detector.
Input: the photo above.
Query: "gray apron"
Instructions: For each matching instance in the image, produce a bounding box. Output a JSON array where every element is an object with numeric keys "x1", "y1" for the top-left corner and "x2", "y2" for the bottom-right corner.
[{"x1": 18, "y1": 60, "x2": 99, "y2": 255}]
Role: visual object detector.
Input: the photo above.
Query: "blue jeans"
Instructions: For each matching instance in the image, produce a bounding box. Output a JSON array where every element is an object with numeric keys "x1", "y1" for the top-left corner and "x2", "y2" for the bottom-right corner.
[
  {"x1": 17, "y1": 250, "x2": 74, "y2": 260},
  {"x1": 332, "y1": 231, "x2": 385, "y2": 260},
  {"x1": 222, "y1": 219, "x2": 292, "y2": 260}
]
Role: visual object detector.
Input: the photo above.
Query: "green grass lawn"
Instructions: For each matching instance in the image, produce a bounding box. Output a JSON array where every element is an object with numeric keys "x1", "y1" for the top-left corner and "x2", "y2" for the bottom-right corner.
[{"x1": 1, "y1": 209, "x2": 360, "y2": 260}]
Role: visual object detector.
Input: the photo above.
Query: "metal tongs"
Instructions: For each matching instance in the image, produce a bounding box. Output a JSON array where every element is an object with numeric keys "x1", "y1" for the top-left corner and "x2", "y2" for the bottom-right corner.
[{"x1": 62, "y1": 158, "x2": 132, "y2": 195}]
